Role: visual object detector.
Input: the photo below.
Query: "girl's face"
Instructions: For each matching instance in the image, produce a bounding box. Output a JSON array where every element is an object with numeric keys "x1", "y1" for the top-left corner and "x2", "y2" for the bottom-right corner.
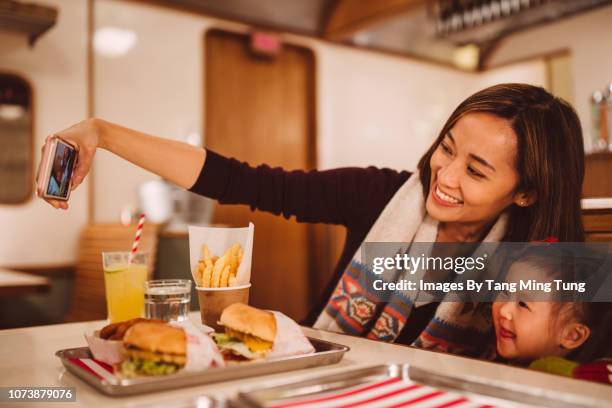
[
  {"x1": 492, "y1": 261, "x2": 591, "y2": 362},
  {"x1": 426, "y1": 112, "x2": 525, "y2": 226},
  {"x1": 492, "y1": 299, "x2": 563, "y2": 361},
  {"x1": 492, "y1": 261, "x2": 568, "y2": 361}
]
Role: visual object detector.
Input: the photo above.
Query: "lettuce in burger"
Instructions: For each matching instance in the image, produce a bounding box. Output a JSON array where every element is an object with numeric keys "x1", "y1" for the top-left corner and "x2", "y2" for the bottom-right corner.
[
  {"x1": 212, "y1": 303, "x2": 276, "y2": 361},
  {"x1": 121, "y1": 322, "x2": 186, "y2": 376}
]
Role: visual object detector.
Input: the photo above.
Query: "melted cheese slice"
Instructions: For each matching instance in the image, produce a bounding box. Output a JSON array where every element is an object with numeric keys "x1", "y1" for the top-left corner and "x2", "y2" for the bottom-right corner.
[{"x1": 225, "y1": 328, "x2": 273, "y2": 353}]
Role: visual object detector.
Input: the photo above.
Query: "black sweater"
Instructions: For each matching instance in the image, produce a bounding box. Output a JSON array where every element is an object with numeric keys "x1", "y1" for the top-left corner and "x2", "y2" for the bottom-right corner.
[{"x1": 190, "y1": 149, "x2": 436, "y2": 344}]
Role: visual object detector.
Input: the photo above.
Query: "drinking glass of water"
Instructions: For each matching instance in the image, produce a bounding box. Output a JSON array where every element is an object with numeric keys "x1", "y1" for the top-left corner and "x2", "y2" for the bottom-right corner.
[{"x1": 144, "y1": 279, "x2": 191, "y2": 322}]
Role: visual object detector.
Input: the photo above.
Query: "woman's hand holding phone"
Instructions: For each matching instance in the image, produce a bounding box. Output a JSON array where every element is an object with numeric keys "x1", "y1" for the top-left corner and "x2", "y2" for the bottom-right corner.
[
  {"x1": 37, "y1": 118, "x2": 206, "y2": 210},
  {"x1": 36, "y1": 118, "x2": 101, "y2": 210}
]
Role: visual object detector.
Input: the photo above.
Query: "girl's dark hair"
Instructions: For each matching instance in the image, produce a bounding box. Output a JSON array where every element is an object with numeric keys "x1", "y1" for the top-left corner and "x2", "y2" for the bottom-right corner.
[
  {"x1": 507, "y1": 245, "x2": 611, "y2": 363},
  {"x1": 568, "y1": 302, "x2": 612, "y2": 363},
  {"x1": 417, "y1": 83, "x2": 585, "y2": 242}
]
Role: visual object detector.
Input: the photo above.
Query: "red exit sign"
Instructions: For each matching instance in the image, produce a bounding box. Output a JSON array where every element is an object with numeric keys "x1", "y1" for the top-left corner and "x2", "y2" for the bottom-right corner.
[{"x1": 250, "y1": 31, "x2": 282, "y2": 56}]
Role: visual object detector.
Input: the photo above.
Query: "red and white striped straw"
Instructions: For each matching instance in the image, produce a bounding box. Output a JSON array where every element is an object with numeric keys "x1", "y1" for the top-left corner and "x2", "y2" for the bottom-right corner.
[{"x1": 128, "y1": 213, "x2": 146, "y2": 264}]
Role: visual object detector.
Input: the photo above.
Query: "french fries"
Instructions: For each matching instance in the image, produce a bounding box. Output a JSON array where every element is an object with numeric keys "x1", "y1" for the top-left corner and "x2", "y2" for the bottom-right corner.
[{"x1": 196, "y1": 243, "x2": 242, "y2": 288}]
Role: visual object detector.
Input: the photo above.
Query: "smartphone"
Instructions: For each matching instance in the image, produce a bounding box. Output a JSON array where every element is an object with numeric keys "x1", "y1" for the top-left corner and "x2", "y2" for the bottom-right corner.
[{"x1": 36, "y1": 136, "x2": 78, "y2": 201}]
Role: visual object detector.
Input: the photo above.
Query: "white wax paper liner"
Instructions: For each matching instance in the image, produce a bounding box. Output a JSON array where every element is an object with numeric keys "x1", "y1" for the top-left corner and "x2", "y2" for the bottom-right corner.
[
  {"x1": 84, "y1": 331, "x2": 124, "y2": 365},
  {"x1": 267, "y1": 311, "x2": 315, "y2": 359},
  {"x1": 170, "y1": 321, "x2": 225, "y2": 370},
  {"x1": 188, "y1": 223, "x2": 254, "y2": 286}
]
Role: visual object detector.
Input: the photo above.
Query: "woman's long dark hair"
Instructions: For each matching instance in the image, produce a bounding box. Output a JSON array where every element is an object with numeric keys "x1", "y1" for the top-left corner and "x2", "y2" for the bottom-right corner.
[{"x1": 417, "y1": 83, "x2": 585, "y2": 242}]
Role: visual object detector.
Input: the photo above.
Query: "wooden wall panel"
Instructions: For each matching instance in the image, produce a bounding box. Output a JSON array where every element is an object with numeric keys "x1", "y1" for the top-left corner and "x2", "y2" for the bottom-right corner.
[
  {"x1": 583, "y1": 152, "x2": 612, "y2": 198},
  {"x1": 65, "y1": 223, "x2": 158, "y2": 322}
]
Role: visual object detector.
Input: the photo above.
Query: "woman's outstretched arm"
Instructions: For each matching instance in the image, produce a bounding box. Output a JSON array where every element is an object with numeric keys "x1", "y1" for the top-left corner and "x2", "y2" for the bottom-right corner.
[
  {"x1": 40, "y1": 118, "x2": 411, "y2": 229},
  {"x1": 98, "y1": 119, "x2": 205, "y2": 189},
  {"x1": 37, "y1": 118, "x2": 205, "y2": 209}
]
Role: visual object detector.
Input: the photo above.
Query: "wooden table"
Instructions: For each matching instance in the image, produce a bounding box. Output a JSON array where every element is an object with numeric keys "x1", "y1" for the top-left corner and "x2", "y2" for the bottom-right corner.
[
  {"x1": 0, "y1": 268, "x2": 51, "y2": 296},
  {"x1": 0, "y1": 313, "x2": 610, "y2": 407}
]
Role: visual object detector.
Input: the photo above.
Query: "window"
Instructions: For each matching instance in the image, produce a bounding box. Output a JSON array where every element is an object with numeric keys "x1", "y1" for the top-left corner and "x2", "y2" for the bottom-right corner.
[{"x1": 0, "y1": 73, "x2": 33, "y2": 204}]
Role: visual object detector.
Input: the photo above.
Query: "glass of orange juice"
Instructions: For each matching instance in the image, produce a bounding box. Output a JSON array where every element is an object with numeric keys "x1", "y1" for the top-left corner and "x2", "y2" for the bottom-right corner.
[{"x1": 102, "y1": 252, "x2": 149, "y2": 323}]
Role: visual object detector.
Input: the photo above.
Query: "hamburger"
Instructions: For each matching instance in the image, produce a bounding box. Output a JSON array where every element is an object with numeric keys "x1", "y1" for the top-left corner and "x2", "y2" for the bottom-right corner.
[
  {"x1": 121, "y1": 322, "x2": 186, "y2": 376},
  {"x1": 212, "y1": 303, "x2": 276, "y2": 361}
]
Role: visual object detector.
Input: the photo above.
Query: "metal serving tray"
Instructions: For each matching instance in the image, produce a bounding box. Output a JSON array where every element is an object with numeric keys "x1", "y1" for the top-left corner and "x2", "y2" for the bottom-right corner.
[
  {"x1": 233, "y1": 363, "x2": 607, "y2": 408},
  {"x1": 55, "y1": 337, "x2": 349, "y2": 397},
  {"x1": 126, "y1": 395, "x2": 220, "y2": 408}
]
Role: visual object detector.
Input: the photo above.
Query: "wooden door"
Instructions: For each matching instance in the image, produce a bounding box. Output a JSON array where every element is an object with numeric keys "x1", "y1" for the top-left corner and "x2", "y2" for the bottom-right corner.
[{"x1": 205, "y1": 29, "x2": 320, "y2": 320}]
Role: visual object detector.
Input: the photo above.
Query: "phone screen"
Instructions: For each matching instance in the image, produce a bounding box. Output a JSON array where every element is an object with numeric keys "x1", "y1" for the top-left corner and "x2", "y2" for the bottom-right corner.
[{"x1": 46, "y1": 140, "x2": 77, "y2": 199}]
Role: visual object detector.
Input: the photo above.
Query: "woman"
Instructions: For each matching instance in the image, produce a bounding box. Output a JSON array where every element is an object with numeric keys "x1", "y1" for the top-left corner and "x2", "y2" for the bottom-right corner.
[{"x1": 40, "y1": 83, "x2": 585, "y2": 357}]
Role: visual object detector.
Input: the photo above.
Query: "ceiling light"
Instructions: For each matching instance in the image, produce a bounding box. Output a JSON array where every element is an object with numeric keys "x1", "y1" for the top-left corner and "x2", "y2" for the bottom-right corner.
[
  {"x1": 94, "y1": 26, "x2": 137, "y2": 57},
  {"x1": 453, "y1": 43, "x2": 480, "y2": 71}
]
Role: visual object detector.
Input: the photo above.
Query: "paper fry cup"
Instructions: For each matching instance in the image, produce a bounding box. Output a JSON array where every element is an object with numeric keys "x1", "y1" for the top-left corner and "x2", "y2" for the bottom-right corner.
[
  {"x1": 188, "y1": 223, "x2": 254, "y2": 287},
  {"x1": 196, "y1": 284, "x2": 251, "y2": 330}
]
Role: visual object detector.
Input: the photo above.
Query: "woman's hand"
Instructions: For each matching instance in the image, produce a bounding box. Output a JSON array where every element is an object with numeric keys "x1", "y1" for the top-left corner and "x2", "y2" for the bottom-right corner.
[
  {"x1": 36, "y1": 118, "x2": 101, "y2": 210},
  {"x1": 37, "y1": 118, "x2": 206, "y2": 210}
]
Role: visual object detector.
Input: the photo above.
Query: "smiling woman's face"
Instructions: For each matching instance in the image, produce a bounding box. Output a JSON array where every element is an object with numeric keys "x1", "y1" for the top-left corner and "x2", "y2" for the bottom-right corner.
[{"x1": 426, "y1": 112, "x2": 523, "y2": 226}]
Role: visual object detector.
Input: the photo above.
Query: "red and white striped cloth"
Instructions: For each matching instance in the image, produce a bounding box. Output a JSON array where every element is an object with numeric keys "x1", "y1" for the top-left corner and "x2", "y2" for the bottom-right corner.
[
  {"x1": 267, "y1": 377, "x2": 494, "y2": 408},
  {"x1": 69, "y1": 358, "x2": 117, "y2": 383},
  {"x1": 68, "y1": 358, "x2": 496, "y2": 407}
]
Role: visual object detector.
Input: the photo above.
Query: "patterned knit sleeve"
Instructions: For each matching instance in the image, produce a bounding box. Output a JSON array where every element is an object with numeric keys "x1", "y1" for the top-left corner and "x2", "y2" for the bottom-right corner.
[{"x1": 189, "y1": 149, "x2": 412, "y2": 228}]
